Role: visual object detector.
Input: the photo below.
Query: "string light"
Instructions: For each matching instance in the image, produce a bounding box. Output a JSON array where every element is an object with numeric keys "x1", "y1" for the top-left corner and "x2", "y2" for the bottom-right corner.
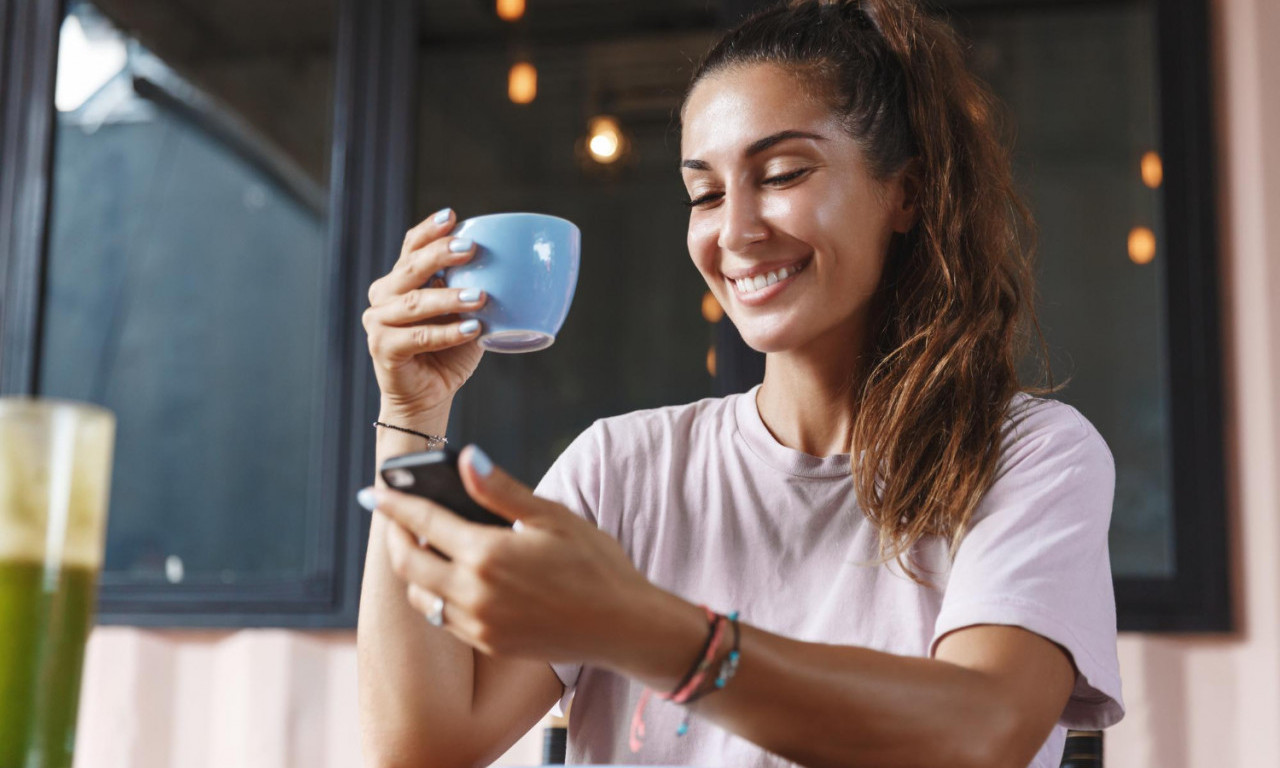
[
  {"x1": 1128, "y1": 226, "x2": 1156, "y2": 265},
  {"x1": 701, "y1": 291, "x2": 724, "y2": 323},
  {"x1": 496, "y1": 0, "x2": 525, "y2": 21},
  {"x1": 508, "y1": 62, "x2": 537, "y2": 104},
  {"x1": 1141, "y1": 151, "x2": 1163, "y2": 189}
]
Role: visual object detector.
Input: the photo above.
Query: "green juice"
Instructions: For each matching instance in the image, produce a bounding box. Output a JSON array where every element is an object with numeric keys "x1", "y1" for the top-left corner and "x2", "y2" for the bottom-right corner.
[{"x1": 0, "y1": 560, "x2": 98, "y2": 768}]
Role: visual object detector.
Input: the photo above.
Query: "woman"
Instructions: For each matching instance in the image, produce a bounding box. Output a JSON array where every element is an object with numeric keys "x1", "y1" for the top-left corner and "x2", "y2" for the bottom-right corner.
[{"x1": 356, "y1": 1, "x2": 1125, "y2": 766}]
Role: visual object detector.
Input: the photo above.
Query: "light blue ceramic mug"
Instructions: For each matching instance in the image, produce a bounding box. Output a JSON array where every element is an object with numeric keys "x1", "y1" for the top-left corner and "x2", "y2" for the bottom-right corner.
[{"x1": 444, "y1": 213, "x2": 581, "y2": 353}]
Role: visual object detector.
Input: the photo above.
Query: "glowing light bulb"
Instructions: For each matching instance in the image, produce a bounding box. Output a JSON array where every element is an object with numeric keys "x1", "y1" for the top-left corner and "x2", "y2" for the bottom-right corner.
[
  {"x1": 706, "y1": 346, "x2": 717, "y2": 378},
  {"x1": 496, "y1": 0, "x2": 525, "y2": 21},
  {"x1": 586, "y1": 116, "x2": 623, "y2": 164},
  {"x1": 1128, "y1": 226, "x2": 1156, "y2": 264},
  {"x1": 1141, "y1": 151, "x2": 1163, "y2": 188},
  {"x1": 508, "y1": 62, "x2": 537, "y2": 104}
]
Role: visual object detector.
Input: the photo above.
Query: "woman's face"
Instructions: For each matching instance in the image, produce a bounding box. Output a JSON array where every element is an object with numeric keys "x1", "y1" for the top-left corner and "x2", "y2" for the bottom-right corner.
[{"x1": 680, "y1": 63, "x2": 915, "y2": 355}]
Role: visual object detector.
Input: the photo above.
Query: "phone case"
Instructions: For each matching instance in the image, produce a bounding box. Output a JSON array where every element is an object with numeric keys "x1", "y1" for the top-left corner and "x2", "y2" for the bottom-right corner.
[{"x1": 379, "y1": 447, "x2": 512, "y2": 528}]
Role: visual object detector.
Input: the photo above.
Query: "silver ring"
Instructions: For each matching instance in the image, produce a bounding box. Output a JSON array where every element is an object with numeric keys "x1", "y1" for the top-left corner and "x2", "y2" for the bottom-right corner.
[{"x1": 427, "y1": 595, "x2": 446, "y2": 627}]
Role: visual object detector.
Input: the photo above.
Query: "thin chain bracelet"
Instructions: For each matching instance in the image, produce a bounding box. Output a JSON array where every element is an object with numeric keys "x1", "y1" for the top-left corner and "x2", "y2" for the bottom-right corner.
[{"x1": 372, "y1": 420, "x2": 448, "y2": 445}]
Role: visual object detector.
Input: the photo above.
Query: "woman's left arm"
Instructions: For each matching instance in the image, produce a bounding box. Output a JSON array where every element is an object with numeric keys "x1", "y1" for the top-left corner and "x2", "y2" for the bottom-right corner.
[
  {"x1": 371, "y1": 447, "x2": 1075, "y2": 768},
  {"x1": 613, "y1": 585, "x2": 1075, "y2": 768}
]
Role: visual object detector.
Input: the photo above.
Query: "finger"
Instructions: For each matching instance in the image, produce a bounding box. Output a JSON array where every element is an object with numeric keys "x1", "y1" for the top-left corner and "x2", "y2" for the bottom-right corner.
[
  {"x1": 400, "y1": 207, "x2": 455, "y2": 263},
  {"x1": 365, "y1": 286, "x2": 486, "y2": 329},
  {"x1": 376, "y1": 236, "x2": 477, "y2": 302},
  {"x1": 384, "y1": 519, "x2": 454, "y2": 594},
  {"x1": 375, "y1": 486, "x2": 488, "y2": 560},
  {"x1": 372, "y1": 318, "x2": 483, "y2": 363},
  {"x1": 406, "y1": 583, "x2": 485, "y2": 645},
  {"x1": 457, "y1": 445, "x2": 552, "y2": 526}
]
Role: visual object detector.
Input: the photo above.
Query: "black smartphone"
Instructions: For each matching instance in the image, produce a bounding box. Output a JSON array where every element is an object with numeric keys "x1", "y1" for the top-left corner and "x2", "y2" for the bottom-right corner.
[{"x1": 379, "y1": 446, "x2": 512, "y2": 528}]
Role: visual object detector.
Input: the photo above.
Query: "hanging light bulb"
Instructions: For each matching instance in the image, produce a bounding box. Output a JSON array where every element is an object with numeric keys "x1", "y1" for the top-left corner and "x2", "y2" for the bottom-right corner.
[
  {"x1": 586, "y1": 116, "x2": 624, "y2": 164},
  {"x1": 706, "y1": 346, "x2": 717, "y2": 378},
  {"x1": 508, "y1": 61, "x2": 537, "y2": 104},
  {"x1": 496, "y1": 0, "x2": 525, "y2": 22},
  {"x1": 1141, "y1": 151, "x2": 1163, "y2": 189},
  {"x1": 1128, "y1": 226, "x2": 1156, "y2": 264}
]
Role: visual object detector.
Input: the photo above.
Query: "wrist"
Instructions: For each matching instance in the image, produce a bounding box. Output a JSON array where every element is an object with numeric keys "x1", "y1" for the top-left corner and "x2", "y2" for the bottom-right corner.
[
  {"x1": 377, "y1": 398, "x2": 451, "y2": 433},
  {"x1": 606, "y1": 586, "x2": 712, "y2": 693}
]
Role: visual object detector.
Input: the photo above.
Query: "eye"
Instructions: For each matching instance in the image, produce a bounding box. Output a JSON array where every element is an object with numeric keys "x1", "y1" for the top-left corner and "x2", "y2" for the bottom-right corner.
[
  {"x1": 763, "y1": 167, "x2": 811, "y2": 186},
  {"x1": 682, "y1": 190, "x2": 723, "y2": 208}
]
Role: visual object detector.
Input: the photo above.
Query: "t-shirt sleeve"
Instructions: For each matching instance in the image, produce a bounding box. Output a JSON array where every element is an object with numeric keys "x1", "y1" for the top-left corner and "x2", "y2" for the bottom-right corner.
[
  {"x1": 928, "y1": 400, "x2": 1125, "y2": 730},
  {"x1": 532, "y1": 421, "x2": 605, "y2": 717}
]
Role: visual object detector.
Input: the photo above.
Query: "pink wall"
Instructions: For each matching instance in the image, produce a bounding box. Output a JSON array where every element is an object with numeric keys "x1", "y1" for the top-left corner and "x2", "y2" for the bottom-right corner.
[{"x1": 71, "y1": 0, "x2": 1280, "y2": 764}]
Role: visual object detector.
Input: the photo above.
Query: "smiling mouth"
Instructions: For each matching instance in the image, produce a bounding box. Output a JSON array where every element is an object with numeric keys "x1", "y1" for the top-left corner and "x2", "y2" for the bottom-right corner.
[{"x1": 726, "y1": 258, "x2": 810, "y2": 298}]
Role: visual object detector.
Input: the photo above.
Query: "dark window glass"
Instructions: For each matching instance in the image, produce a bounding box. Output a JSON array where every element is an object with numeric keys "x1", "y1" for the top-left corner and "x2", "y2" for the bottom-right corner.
[
  {"x1": 415, "y1": 5, "x2": 720, "y2": 484},
  {"x1": 40, "y1": 0, "x2": 337, "y2": 588},
  {"x1": 963, "y1": 1, "x2": 1173, "y2": 579}
]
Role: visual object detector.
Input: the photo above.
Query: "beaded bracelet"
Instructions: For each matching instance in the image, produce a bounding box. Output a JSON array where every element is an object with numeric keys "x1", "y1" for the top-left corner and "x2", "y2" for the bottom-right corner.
[
  {"x1": 629, "y1": 607, "x2": 724, "y2": 753},
  {"x1": 684, "y1": 611, "x2": 741, "y2": 705},
  {"x1": 629, "y1": 607, "x2": 741, "y2": 753}
]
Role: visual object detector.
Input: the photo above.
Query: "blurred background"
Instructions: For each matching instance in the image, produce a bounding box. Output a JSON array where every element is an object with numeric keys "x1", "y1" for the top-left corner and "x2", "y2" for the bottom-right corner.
[{"x1": 0, "y1": 0, "x2": 1274, "y2": 764}]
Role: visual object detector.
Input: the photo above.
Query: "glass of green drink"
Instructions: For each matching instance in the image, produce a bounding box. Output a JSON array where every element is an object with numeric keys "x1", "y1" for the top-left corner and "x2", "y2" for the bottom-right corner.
[{"x1": 0, "y1": 398, "x2": 114, "y2": 768}]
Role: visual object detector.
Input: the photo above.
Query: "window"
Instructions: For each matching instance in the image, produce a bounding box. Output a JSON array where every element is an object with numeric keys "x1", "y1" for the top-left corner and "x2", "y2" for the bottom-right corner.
[
  {"x1": 0, "y1": 0, "x2": 1225, "y2": 630},
  {"x1": 36, "y1": 0, "x2": 347, "y2": 625}
]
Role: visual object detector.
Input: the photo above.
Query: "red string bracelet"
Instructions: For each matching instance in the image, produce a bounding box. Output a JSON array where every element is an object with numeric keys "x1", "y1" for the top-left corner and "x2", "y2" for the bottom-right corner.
[{"x1": 629, "y1": 606, "x2": 727, "y2": 753}]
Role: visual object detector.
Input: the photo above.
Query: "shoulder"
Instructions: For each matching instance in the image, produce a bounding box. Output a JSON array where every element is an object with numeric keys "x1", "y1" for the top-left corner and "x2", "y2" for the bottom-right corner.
[
  {"x1": 541, "y1": 393, "x2": 739, "y2": 483},
  {"x1": 591, "y1": 393, "x2": 737, "y2": 449},
  {"x1": 997, "y1": 392, "x2": 1114, "y2": 481}
]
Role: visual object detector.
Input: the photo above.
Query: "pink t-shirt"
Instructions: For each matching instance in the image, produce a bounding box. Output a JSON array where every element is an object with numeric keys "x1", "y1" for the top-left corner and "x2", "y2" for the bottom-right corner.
[{"x1": 534, "y1": 386, "x2": 1125, "y2": 767}]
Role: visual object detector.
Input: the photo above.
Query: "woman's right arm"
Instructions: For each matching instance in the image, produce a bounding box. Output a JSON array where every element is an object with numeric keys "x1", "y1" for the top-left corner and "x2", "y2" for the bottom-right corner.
[{"x1": 357, "y1": 210, "x2": 563, "y2": 767}]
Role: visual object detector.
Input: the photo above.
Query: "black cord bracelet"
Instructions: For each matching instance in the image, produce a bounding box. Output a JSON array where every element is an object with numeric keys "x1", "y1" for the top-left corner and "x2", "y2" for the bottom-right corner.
[
  {"x1": 668, "y1": 611, "x2": 721, "y2": 698},
  {"x1": 372, "y1": 420, "x2": 448, "y2": 445}
]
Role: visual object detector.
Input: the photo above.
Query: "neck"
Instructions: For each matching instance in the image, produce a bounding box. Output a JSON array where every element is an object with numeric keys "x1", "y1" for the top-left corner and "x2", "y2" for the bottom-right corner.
[{"x1": 755, "y1": 319, "x2": 869, "y2": 458}]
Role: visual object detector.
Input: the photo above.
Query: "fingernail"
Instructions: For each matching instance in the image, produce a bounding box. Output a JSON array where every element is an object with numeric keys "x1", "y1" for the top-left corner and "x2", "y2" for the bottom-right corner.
[
  {"x1": 459, "y1": 319, "x2": 481, "y2": 335},
  {"x1": 513, "y1": 519, "x2": 525, "y2": 533},
  {"x1": 469, "y1": 445, "x2": 493, "y2": 477},
  {"x1": 433, "y1": 207, "x2": 453, "y2": 225},
  {"x1": 448, "y1": 237, "x2": 473, "y2": 253},
  {"x1": 458, "y1": 288, "x2": 482, "y2": 303},
  {"x1": 356, "y1": 486, "x2": 377, "y2": 511}
]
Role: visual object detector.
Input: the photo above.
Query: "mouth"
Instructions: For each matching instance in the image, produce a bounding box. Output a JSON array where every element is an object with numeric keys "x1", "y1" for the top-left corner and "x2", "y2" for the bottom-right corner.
[{"x1": 724, "y1": 257, "x2": 811, "y2": 305}]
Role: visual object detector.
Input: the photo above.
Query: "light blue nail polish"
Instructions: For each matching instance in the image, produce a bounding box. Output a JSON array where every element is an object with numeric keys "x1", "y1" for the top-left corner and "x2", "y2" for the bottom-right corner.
[
  {"x1": 459, "y1": 318, "x2": 481, "y2": 334},
  {"x1": 469, "y1": 445, "x2": 493, "y2": 477},
  {"x1": 356, "y1": 486, "x2": 377, "y2": 511},
  {"x1": 459, "y1": 288, "x2": 482, "y2": 303},
  {"x1": 433, "y1": 207, "x2": 453, "y2": 224},
  {"x1": 448, "y1": 237, "x2": 473, "y2": 253}
]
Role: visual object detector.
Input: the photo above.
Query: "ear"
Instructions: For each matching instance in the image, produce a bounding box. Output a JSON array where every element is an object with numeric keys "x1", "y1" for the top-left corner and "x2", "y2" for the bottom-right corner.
[{"x1": 889, "y1": 158, "x2": 923, "y2": 234}]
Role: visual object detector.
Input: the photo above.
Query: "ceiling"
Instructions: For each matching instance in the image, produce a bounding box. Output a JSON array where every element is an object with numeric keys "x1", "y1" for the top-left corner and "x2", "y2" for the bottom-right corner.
[{"x1": 419, "y1": 0, "x2": 720, "y2": 46}]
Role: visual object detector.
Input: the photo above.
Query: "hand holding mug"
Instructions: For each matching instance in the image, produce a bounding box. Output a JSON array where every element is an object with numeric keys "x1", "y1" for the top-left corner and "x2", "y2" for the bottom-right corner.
[{"x1": 364, "y1": 207, "x2": 487, "y2": 417}]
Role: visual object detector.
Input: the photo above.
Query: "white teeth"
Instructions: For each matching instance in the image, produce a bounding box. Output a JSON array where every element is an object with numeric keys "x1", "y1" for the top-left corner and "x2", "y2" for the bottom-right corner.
[{"x1": 728, "y1": 261, "x2": 807, "y2": 296}]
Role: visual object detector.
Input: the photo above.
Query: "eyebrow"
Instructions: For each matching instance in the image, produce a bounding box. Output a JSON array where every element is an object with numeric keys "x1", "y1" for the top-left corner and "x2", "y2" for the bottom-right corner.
[{"x1": 681, "y1": 129, "x2": 827, "y2": 171}]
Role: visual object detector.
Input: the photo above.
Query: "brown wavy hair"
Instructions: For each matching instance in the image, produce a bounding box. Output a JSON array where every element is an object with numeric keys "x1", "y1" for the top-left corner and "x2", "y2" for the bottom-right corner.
[{"x1": 686, "y1": 0, "x2": 1052, "y2": 583}]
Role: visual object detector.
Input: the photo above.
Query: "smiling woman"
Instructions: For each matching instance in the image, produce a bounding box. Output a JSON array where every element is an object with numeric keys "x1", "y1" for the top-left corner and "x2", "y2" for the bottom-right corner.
[{"x1": 357, "y1": 1, "x2": 1121, "y2": 767}]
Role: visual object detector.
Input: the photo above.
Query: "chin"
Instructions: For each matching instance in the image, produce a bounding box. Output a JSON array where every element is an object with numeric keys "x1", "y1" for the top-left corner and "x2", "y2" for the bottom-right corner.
[{"x1": 732, "y1": 318, "x2": 810, "y2": 355}]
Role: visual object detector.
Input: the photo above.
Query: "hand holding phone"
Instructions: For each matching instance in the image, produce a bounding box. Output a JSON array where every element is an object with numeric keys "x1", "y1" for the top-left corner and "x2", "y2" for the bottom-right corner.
[{"x1": 378, "y1": 446, "x2": 512, "y2": 529}]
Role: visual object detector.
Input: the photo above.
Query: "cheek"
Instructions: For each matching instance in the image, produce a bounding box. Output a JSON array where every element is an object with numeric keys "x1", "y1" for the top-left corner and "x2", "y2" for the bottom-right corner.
[{"x1": 686, "y1": 216, "x2": 719, "y2": 276}]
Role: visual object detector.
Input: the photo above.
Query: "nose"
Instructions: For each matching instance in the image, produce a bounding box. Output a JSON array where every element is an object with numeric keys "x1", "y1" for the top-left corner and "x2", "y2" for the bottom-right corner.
[{"x1": 717, "y1": 188, "x2": 769, "y2": 252}]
